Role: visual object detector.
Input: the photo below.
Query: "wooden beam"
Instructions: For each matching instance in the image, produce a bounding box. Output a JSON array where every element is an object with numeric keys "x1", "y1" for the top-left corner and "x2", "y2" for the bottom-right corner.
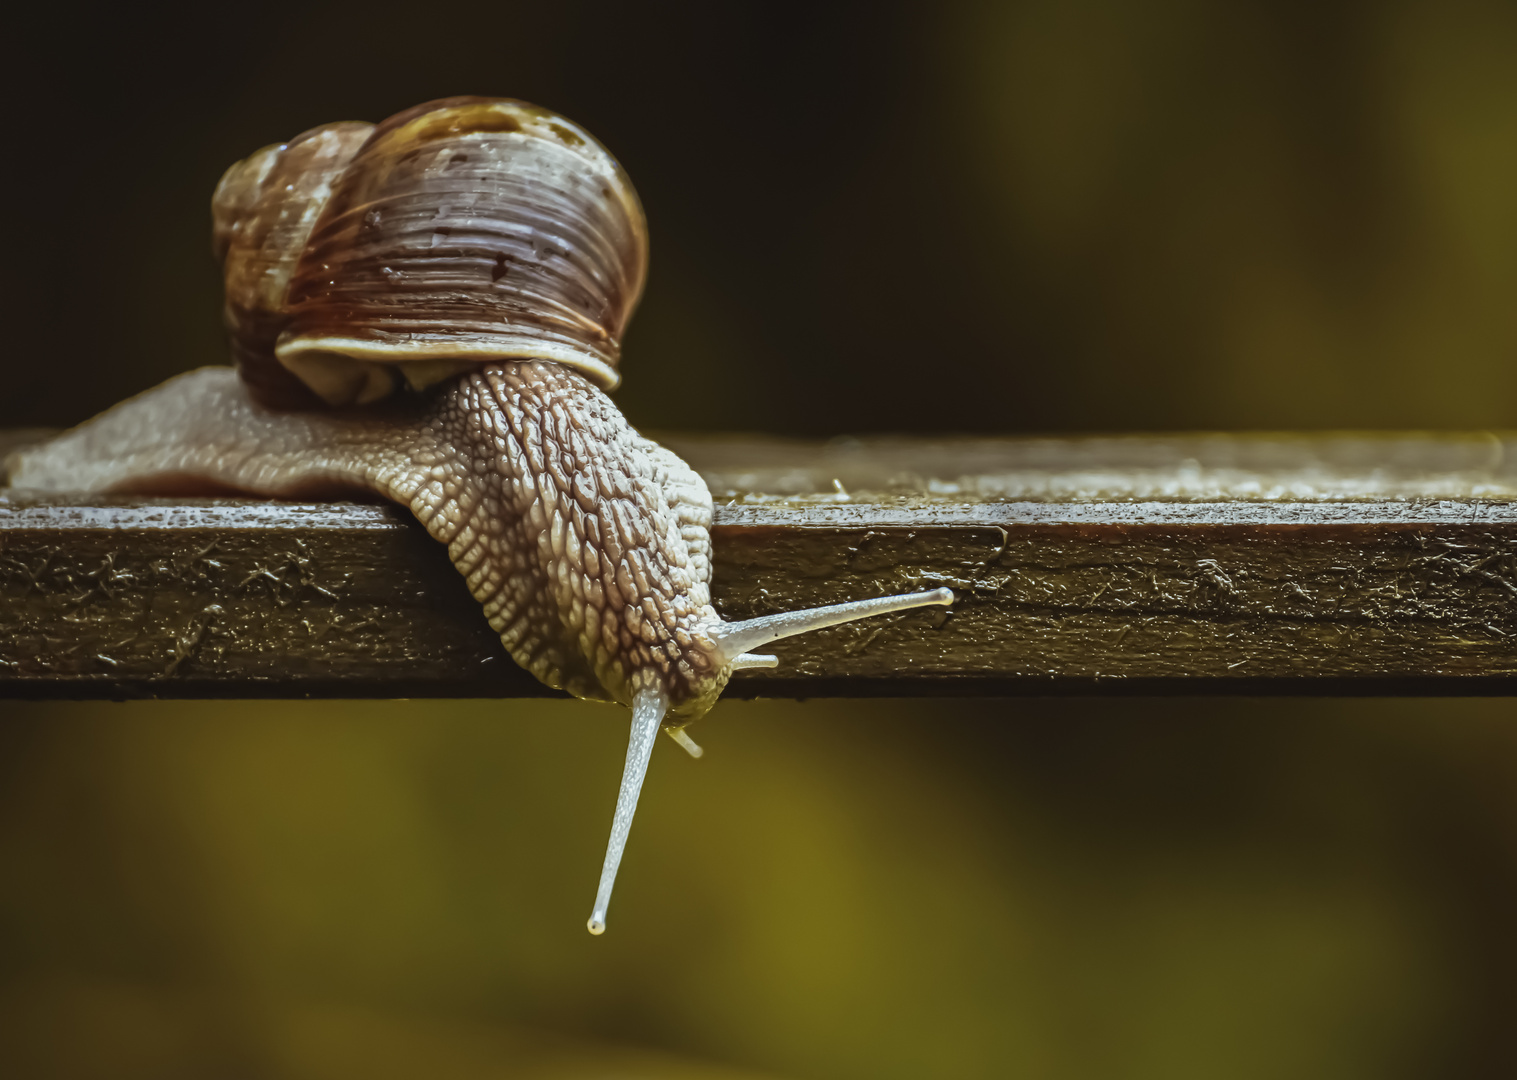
[{"x1": 6, "y1": 432, "x2": 1517, "y2": 698}]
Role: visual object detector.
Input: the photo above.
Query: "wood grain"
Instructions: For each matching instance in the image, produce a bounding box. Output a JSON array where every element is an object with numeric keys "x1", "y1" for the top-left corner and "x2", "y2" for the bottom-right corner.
[{"x1": 6, "y1": 433, "x2": 1517, "y2": 697}]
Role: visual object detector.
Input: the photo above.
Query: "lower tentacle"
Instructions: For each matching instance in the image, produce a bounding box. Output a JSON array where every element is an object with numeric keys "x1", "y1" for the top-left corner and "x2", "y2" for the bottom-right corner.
[{"x1": 588, "y1": 681, "x2": 668, "y2": 935}]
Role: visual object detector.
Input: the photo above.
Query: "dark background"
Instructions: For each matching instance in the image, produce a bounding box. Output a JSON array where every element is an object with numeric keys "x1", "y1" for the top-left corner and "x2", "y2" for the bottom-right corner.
[
  {"x1": 7, "y1": 0, "x2": 1515, "y2": 436},
  {"x1": 4, "y1": 1, "x2": 1517, "y2": 1077}
]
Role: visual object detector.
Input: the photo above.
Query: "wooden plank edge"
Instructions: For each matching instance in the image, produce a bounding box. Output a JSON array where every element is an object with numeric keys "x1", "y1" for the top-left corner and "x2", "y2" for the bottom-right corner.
[
  {"x1": 7, "y1": 675, "x2": 1517, "y2": 701},
  {"x1": 9, "y1": 493, "x2": 1517, "y2": 699}
]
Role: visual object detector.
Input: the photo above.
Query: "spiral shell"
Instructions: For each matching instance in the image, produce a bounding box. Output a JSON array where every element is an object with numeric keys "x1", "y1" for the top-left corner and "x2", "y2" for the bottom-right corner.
[{"x1": 212, "y1": 96, "x2": 648, "y2": 408}]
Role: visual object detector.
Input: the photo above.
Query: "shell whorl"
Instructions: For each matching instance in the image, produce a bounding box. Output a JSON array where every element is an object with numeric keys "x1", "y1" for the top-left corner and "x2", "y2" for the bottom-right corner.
[{"x1": 213, "y1": 97, "x2": 648, "y2": 408}]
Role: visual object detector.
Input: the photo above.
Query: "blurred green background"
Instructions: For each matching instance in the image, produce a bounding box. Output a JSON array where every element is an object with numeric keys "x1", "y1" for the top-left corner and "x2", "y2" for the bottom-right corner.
[{"x1": 4, "y1": 0, "x2": 1517, "y2": 1076}]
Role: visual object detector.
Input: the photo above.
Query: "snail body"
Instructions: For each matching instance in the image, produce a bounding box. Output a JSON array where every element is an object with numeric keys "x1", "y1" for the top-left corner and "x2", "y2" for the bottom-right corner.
[{"x1": 8, "y1": 98, "x2": 953, "y2": 933}]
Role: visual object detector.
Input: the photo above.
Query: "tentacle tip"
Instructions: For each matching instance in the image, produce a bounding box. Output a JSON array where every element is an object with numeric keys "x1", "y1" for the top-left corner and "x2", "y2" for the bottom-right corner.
[
  {"x1": 587, "y1": 915, "x2": 606, "y2": 935},
  {"x1": 666, "y1": 726, "x2": 705, "y2": 758},
  {"x1": 931, "y1": 587, "x2": 956, "y2": 605}
]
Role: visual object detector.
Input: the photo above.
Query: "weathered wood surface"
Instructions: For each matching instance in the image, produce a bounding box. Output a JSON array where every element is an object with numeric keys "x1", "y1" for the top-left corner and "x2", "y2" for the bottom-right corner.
[{"x1": 6, "y1": 431, "x2": 1517, "y2": 698}]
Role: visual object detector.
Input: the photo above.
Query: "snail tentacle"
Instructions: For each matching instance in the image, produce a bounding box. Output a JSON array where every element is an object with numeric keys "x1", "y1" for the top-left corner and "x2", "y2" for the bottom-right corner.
[
  {"x1": 707, "y1": 588, "x2": 957, "y2": 662},
  {"x1": 665, "y1": 727, "x2": 704, "y2": 758},
  {"x1": 588, "y1": 680, "x2": 667, "y2": 936}
]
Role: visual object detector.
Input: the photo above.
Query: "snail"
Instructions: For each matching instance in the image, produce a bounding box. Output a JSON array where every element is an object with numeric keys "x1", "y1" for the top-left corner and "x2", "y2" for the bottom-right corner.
[{"x1": 6, "y1": 97, "x2": 954, "y2": 934}]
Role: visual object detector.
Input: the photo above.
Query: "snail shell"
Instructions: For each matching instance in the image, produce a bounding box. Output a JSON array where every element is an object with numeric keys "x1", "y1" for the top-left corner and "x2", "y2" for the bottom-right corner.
[{"x1": 213, "y1": 96, "x2": 647, "y2": 408}]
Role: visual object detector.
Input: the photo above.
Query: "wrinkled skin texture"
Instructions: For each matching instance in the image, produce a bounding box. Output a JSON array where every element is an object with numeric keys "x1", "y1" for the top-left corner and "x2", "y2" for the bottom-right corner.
[{"x1": 10, "y1": 362, "x2": 733, "y2": 718}]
